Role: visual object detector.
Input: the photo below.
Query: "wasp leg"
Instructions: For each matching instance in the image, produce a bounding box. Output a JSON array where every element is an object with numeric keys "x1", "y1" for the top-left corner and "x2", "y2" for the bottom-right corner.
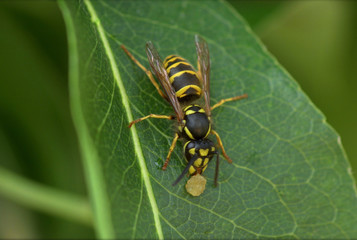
[
  {"x1": 128, "y1": 114, "x2": 174, "y2": 128},
  {"x1": 214, "y1": 151, "x2": 220, "y2": 187},
  {"x1": 121, "y1": 45, "x2": 167, "y2": 101},
  {"x1": 211, "y1": 93, "x2": 248, "y2": 111},
  {"x1": 162, "y1": 132, "x2": 179, "y2": 170},
  {"x1": 211, "y1": 130, "x2": 232, "y2": 163}
]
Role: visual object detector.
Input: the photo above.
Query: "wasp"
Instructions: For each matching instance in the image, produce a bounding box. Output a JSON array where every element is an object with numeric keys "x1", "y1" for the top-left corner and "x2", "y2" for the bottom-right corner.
[{"x1": 122, "y1": 35, "x2": 247, "y2": 192}]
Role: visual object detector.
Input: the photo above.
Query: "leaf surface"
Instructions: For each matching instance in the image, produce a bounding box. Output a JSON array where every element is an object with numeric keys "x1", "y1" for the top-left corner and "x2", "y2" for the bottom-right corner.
[{"x1": 59, "y1": 0, "x2": 357, "y2": 238}]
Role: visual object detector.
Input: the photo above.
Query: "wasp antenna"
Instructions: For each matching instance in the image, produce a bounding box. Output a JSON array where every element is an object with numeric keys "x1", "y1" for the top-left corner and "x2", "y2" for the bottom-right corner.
[{"x1": 172, "y1": 154, "x2": 198, "y2": 186}]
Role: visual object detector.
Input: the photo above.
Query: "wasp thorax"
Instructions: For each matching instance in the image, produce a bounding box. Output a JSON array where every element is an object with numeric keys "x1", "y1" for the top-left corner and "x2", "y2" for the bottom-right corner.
[{"x1": 180, "y1": 105, "x2": 211, "y2": 140}]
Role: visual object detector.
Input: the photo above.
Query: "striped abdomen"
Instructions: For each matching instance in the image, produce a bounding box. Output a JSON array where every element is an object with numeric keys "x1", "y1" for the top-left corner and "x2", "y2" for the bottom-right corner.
[
  {"x1": 184, "y1": 139, "x2": 216, "y2": 175},
  {"x1": 163, "y1": 55, "x2": 202, "y2": 102}
]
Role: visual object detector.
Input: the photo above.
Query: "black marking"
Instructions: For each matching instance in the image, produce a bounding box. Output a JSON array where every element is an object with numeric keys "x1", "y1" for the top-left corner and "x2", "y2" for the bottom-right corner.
[
  {"x1": 184, "y1": 105, "x2": 202, "y2": 112},
  {"x1": 183, "y1": 112, "x2": 210, "y2": 140},
  {"x1": 179, "y1": 88, "x2": 200, "y2": 102},
  {"x1": 172, "y1": 72, "x2": 200, "y2": 91},
  {"x1": 164, "y1": 55, "x2": 177, "y2": 63},
  {"x1": 164, "y1": 56, "x2": 187, "y2": 69},
  {"x1": 184, "y1": 139, "x2": 216, "y2": 175},
  {"x1": 167, "y1": 63, "x2": 195, "y2": 78}
]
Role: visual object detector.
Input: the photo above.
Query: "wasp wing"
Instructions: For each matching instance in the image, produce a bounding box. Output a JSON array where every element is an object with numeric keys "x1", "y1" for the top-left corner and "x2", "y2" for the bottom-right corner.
[
  {"x1": 146, "y1": 42, "x2": 184, "y2": 122},
  {"x1": 195, "y1": 34, "x2": 211, "y2": 117}
]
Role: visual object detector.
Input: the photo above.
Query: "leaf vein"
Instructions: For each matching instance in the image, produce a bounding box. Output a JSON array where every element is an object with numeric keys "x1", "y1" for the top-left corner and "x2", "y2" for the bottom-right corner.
[{"x1": 84, "y1": 1, "x2": 163, "y2": 238}]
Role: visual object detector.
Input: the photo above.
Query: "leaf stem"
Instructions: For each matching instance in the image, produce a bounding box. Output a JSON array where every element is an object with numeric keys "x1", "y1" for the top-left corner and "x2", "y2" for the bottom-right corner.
[{"x1": 0, "y1": 166, "x2": 92, "y2": 226}]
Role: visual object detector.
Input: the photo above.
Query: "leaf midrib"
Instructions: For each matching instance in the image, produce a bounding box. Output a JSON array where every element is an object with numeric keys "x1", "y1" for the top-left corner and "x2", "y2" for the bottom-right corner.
[
  {"x1": 59, "y1": 0, "x2": 114, "y2": 237},
  {"x1": 83, "y1": 0, "x2": 163, "y2": 238}
]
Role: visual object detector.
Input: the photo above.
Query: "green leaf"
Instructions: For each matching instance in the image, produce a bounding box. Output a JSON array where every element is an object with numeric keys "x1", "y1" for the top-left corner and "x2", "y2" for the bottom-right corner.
[
  {"x1": 0, "y1": 2, "x2": 92, "y2": 237},
  {"x1": 59, "y1": 0, "x2": 357, "y2": 238},
  {"x1": 251, "y1": 1, "x2": 357, "y2": 181}
]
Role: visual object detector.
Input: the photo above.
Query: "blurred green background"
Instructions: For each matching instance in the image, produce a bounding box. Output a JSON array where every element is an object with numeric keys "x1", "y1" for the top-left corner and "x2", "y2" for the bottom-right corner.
[{"x1": 0, "y1": 1, "x2": 356, "y2": 238}]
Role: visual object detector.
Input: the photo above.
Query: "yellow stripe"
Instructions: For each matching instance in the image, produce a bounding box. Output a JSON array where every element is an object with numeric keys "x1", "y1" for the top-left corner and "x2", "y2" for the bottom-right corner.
[
  {"x1": 203, "y1": 158, "x2": 209, "y2": 166},
  {"x1": 189, "y1": 148, "x2": 196, "y2": 156},
  {"x1": 166, "y1": 61, "x2": 191, "y2": 73},
  {"x1": 185, "y1": 110, "x2": 196, "y2": 115},
  {"x1": 199, "y1": 149, "x2": 209, "y2": 157},
  {"x1": 194, "y1": 158, "x2": 203, "y2": 167},
  {"x1": 164, "y1": 55, "x2": 176, "y2": 62},
  {"x1": 204, "y1": 122, "x2": 211, "y2": 138},
  {"x1": 183, "y1": 105, "x2": 194, "y2": 112},
  {"x1": 176, "y1": 85, "x2": 201, "y2": 98},
  {"x1": 189, "y1": 166, "x2": 196, "y2": 175},
  {"x1": 164, "y1": 56, "x2": 185, "y2": 68},
  {"x1": 169, "y1": 70, "x2": 198, "y2": 83},
  {"x1": 183, "y1": 104, "x2": 201, "y2": 111},
  {"x1": 184, "y1": 126, "x2": 194, "y2": 140},
  {"x1": 183, "y1": 140, "x2": 189, "y2": 151}
]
